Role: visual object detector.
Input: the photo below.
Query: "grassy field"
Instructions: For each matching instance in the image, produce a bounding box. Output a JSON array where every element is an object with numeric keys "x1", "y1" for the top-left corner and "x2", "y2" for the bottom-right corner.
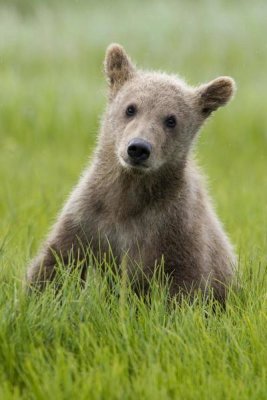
[{"x1": 0, "y1": 0, "x2": 266, "y2": 398}]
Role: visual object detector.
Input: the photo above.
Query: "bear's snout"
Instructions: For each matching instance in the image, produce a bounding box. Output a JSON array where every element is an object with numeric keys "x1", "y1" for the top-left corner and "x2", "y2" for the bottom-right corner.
[{"x1": 127, "y1": 138, "x2": 151, "y2": 164}]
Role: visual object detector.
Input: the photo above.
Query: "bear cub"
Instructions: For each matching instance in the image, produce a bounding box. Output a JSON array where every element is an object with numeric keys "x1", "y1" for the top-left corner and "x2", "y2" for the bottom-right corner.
[{"x1": 27, "y1": 44, "x2": 236, "y2": 303}]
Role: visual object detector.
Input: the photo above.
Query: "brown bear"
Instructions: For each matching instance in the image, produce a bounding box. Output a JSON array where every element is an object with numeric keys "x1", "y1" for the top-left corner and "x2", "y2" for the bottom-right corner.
[{"x1": 27, "y1": 44, "x2": 236, "y2": 302}]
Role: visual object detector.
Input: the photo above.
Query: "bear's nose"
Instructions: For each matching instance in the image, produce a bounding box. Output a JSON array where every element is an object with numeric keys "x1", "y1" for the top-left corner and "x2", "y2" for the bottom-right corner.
[{"x1": 127, "y1": 138, "x2": 152, "y2": 163}]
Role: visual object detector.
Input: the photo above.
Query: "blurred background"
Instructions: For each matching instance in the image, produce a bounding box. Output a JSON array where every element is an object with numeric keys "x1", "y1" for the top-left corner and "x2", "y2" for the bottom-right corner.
[{"x1": 0, "y1": 0, "x2": 266, "y2": 276}]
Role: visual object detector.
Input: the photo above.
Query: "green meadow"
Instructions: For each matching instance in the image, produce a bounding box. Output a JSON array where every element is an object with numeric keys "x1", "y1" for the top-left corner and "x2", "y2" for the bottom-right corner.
[{"x1": 0, "y1": 0, "x2": 266, "y2": 398}]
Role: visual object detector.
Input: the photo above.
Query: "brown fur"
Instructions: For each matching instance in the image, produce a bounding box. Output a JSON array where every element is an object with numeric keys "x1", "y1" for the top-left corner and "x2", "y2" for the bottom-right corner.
[{"x1": 27, "y1": 44, "x2": 236, "y2": 302}]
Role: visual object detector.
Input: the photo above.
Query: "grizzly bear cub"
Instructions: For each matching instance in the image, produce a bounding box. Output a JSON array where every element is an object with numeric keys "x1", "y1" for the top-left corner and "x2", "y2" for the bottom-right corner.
[{"x1": 27, "y1": 44, "x2": 236, "y2": 302}]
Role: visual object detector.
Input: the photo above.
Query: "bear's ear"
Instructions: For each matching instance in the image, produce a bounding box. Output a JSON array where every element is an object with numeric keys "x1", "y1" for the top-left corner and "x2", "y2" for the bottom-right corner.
[
  {"x1": 104, "y1": 44, "x2": 136, "y2": 98},
  {"x1": 196, "y1": 76, "x2": 236, "y2": 118}
]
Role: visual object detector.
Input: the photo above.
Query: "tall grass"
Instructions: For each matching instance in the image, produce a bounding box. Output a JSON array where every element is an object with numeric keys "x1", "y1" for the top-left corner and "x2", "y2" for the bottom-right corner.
[{"x1": 0, "y1": 0, "x2": 266, "y2": 398}]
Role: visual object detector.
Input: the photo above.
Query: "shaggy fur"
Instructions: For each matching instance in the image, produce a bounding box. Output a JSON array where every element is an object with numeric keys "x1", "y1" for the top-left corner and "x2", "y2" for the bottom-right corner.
[{"x1": 27, "y1": 44, "x2": 236, "y2": 302}]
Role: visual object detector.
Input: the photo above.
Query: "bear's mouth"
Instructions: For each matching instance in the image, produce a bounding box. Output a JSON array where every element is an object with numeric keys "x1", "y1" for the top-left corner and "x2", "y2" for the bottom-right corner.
[{"x1": 119, "y1": 155, "x2": 150, "y2": 171}]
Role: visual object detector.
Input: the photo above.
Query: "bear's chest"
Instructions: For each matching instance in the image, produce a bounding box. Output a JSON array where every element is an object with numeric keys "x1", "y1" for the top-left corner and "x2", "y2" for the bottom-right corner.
[{"x1": 93, "y1": 208, "x2": 164, "y2": 266}]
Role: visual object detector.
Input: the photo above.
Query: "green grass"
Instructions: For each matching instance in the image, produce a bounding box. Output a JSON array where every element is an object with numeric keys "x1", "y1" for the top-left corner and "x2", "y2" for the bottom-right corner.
[{"x1": 0, "y1": 0, "x2": 266, "y2": 398}]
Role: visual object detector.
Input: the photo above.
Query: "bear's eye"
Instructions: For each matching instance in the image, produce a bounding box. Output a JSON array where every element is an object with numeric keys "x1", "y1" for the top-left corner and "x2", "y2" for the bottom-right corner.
[
  {"x1": 164, "y1": 115, "x2": 177, "y2": 129},
  {"x1": 126, "y1": 104, "x2": 137, "y2": 117}
]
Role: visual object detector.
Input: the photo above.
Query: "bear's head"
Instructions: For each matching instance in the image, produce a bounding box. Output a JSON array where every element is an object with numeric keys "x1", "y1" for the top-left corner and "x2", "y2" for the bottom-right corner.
[{"x1": 101, "y1": 44, "x2": 235, "y2": 174}]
